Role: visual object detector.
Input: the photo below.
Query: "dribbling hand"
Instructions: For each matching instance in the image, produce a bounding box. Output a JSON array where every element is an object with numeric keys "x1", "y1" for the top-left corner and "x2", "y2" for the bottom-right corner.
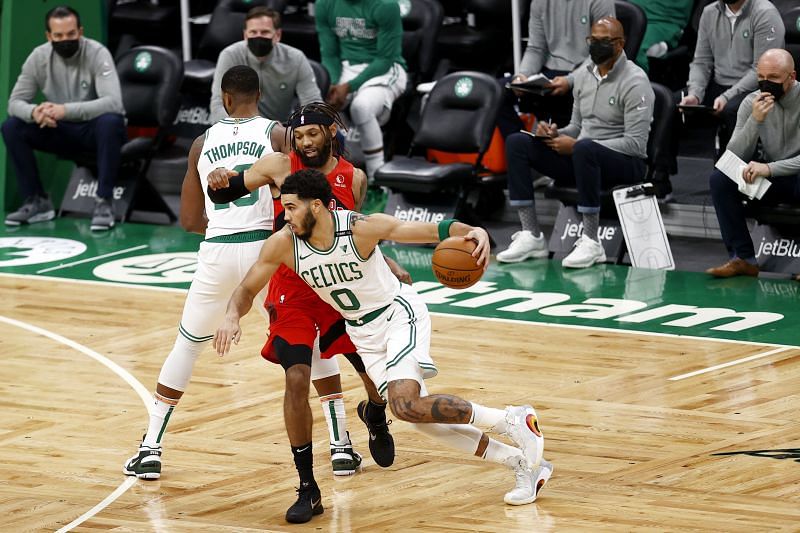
[{"x1": 465, "y1": 227, "x2": 491, "y2": 270}]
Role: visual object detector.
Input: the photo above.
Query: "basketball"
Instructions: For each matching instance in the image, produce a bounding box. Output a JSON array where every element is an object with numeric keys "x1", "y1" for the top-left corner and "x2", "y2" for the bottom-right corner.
[{"x1": 432, "y1": 237, "x2": 484, "y2": 289}]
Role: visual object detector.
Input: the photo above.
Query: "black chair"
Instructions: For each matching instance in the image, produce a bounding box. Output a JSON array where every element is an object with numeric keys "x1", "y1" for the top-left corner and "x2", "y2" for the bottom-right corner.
[
  {"x1": 183, "y1": 0, "x2": 287, "y2": 91},
  {"x1": 108, "y1": 0, "x2": 179, "y2": 55},
  {"x1": 280, "y1": 0, "x2": 321, "y2": 61},
  {"x1": 648, "y1": 0, "x2": 714, "y2": 90},
  {"x1": 435, "y1": 0, "x2": 526, "y2": 76},
  {"x1": 62, "y1": 46, "x2": 185, "y2": 223},
  {"x1": 374, "y1": 71, "x2": 502, "y2": 224},
  {"x1": 544, "y1": 82, "x2": 674, "y2": 214},
  {"x1": 308, "y1": 59, "x2": 330, "y2": 97},
  {"x1": 775, "y1": 0, "x2": 800, "y2": 68},
  {"x1": 615, "y1": 0, "x2": 647, "y2": 62}
]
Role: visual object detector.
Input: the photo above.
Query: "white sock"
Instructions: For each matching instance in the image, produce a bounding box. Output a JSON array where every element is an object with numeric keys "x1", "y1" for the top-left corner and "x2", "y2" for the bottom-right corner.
[
  {"x1": 320, "y1": 393, "x2": 348, "y2": 445},
  {"x1": 483, "y1": 438, "x2": 524, "y2": 468},
  {"x1": 408, "y1": 422, "x2": 483, "y2": 454},
  {"x1": 363, "y1": 148, "x2": 385, "y2": 180},
  {"x1": 143, "y1": 392, "x2": 178, "y2": 447},
  {"x1": 470, "y1": 403, "x2": 508, "y2": 434}
]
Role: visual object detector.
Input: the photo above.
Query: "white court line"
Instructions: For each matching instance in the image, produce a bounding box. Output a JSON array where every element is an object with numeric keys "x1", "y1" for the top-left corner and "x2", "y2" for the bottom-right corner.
[
  {"x1": 0, "y1": 315, "x2": 151, "y2": 531},
  {"x1": 36, "y1": 244, "x2": 149, "y2": 274},
  {"x1": 668, "y1": 346, "x2": 794, "y2": 381},
  {"x1": 1, "y1": 271, "x2": 797, "y2": 350},
  {"x1": 55, "y1": 477, "x2": 137, "y2": 533}
]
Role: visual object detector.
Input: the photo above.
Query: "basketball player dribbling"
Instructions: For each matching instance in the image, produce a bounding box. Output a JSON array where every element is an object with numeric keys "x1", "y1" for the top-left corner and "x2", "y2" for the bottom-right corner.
[{"x1": 214, "y1": 169, "x2": 553, "y2": 522}]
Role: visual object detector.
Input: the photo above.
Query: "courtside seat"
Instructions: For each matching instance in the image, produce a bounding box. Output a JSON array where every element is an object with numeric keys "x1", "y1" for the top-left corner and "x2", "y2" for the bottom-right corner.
[
  {"x1": 183, "y1": 0, "x2": 286, "y2": 91},
  {"x1": 615, "y1": 0, "x2": 647, "y2": 62},
  {"x1": 374, "y1": 71, "x2": 501, "y2": 216},
  {"x1": 544, "y1": 82, "x2": 674, "y2": 213}
]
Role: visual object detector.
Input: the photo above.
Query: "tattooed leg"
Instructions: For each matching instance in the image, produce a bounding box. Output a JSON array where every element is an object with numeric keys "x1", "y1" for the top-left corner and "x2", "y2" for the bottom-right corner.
[{"x1": 387, "y1": 379, "x2": 473, "y2": 424}]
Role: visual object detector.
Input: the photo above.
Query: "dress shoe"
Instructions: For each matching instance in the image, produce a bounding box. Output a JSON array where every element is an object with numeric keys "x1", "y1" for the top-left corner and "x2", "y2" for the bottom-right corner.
[{"x1": 705, "y1": 258, "x2": 759, "y2": 278}]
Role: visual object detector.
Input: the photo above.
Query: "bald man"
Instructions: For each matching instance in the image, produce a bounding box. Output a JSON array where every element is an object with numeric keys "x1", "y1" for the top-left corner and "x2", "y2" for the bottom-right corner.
[
  {"x1": 498, "y1": 17, "x2": 654, "y2": 269},
  {"x1": 706, "y1": 49, "x2": 800, "y2": 278}
]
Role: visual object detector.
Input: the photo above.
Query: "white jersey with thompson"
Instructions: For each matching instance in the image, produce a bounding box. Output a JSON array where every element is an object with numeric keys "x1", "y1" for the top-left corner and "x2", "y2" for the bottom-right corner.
[
  {"x1": 292, "y1": 210, "x2": 401, "y2": 322},
  {"x1": 197, "y1": 116, "x2": 277, "y2": 240}
]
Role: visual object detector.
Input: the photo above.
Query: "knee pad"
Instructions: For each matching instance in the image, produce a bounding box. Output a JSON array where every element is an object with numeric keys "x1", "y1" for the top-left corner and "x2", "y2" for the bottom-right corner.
[{"x1": 157, "y1": 333, "x2": 207, "y2": 392}]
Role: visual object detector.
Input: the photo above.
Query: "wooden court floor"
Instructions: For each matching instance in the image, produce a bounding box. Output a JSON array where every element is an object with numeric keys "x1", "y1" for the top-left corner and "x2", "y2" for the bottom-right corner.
[{"x1": 2, "y1": 275, "x2": 800, "y2": 532}]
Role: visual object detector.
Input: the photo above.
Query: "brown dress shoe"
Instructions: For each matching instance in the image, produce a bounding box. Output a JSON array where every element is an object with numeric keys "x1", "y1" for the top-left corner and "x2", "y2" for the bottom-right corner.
[{"x1": 705, "y1": 258, "x2": 759, "y2": 278}]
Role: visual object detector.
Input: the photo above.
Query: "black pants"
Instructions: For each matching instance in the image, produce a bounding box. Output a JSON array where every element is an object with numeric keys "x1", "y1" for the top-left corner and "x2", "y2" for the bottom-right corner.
[
  {"x1": 495, "y1": 68, "x2": 572, "y2": 140},
  {"x1": 709, "y1": 169, "x2": 800, "y2": 260},
  {"x1": 506, "y1": 134, "x2": 646, "y2": 213},
  {"x1": 1, "y1": 113, "x2": 126, "y2": 200}
]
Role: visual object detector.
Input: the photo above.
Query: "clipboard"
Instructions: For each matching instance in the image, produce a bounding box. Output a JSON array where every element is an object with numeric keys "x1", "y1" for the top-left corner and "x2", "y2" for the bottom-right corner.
[{"x1": 612, "y1": 183, "x2": 674, "y2": 270}]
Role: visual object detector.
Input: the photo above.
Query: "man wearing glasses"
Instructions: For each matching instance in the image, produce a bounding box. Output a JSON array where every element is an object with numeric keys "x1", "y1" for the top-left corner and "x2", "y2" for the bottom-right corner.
[{"x1": 498, "y1": 17, "x2": 654, "y2": 268}]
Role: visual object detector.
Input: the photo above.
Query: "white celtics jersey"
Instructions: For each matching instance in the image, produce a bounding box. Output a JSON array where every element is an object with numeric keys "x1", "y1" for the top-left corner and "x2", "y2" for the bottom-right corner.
[
  {"x1": 293, "y1": 210, "x2": 401, "y2": 321},
  {"x1": 197, "y1": 116, "x2": 276, "y2": 240}
]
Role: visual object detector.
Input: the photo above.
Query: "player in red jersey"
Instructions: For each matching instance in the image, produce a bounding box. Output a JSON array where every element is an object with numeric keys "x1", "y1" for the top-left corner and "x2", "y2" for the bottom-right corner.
[{"x1": 208, "y1": 102, "x2": 408, "y2": 524}]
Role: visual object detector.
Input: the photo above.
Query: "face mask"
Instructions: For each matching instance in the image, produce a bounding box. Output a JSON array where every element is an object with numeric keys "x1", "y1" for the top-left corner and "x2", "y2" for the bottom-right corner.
[
  {"x1": 589, "y1": 40, "x2": 616, "y2": 65},
  {"x1": 247, "y1": 37, "x2": 273, "y2": 58},
  {"x1": 52, "y1": 39, "x2": 80, "y2": 59},
  {"x1": 758, "y1": 79, "x2": 786, "y2": 100}
]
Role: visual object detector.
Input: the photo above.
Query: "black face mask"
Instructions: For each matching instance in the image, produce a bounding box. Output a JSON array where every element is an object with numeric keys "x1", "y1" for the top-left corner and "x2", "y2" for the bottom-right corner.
[
  {"x1": 758, "y1": 79, "x2": 787, "y2": 100},
  {"x1": 52, "y1": 39, "x2": 80, "y2": 59},
  {"x1": 247, "y1": 37, "x2": 273, "y2": 58},
  {"x1": 589, "y1": 40, "x2": 616, "y2": 65}
]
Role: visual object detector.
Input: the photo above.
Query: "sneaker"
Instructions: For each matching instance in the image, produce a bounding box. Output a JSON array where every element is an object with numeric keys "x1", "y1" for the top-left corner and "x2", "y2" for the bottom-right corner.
[
  {"x1": 331, "y1": 432, "x2": 363, "y2": 476},
  {"x1": 122, "y1": 441, "x2": 162, "y2": 480},
  {"x1": 285, "y1": 482, "x2": 324, "y2": 524},
  {"x1": 90, "y1": 197, "x2": 115, "y2": 231},
  {"x1": 504, "y1": 457, "x2": 553, "y2": 505},
  {"x1": 505, "y1": 405, "x2": 544, "y2": 470},
  {"x1": 4, "y1": 195, "x2": 55, "y2": 226},
  {"x1": 357, "y1": 400, "x2": 395, "y2": 467},
  {"x1": 496, "y1": 231, "x2": 549, "y2": 263},
  {"x1": 562, "y1": 234, "x2": 606, "y2": 268}
]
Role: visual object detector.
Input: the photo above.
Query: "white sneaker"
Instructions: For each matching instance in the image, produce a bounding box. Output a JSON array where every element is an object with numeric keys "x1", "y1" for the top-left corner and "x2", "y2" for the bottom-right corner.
[
  {"x1": 505, "y1": 405, "x2": 544, "y2": 469},
  {"x1": 562, "y1": 234, "x2": 606, "y2": 268},
  {"x1": 496, "y1": 231, "x2": 549, "y2": 263},
  {"x1": 504, "y1": 457, "x2": 553, "y2": 505}
]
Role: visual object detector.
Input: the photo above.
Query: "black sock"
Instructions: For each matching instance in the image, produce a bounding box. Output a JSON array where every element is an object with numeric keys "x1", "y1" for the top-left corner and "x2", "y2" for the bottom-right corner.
[
  {"x1": 291, "y1": 442, "x2": 315, "y2": 487},
  {"x1": 366, "y1": 399, "x2": 387, "y2": 423}
]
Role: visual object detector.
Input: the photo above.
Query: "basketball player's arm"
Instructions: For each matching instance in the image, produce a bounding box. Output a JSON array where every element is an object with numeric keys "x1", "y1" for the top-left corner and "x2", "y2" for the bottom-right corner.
[
  {"x1": 351, "y1": 213, "x2": 491, "y2": 268},
  {"x1": 352, "y1": 168, "x2": 368, "y2": 211},
  {"x1": 206, "y1": 153, "x2": 291, "y2": 203},
  {"x1": 270, "y1": 122, "x2": 290, "y2": 154},
  {"x1": 179, "y1": 135, "x2": 208, "y2": 235},
  {"x1": 214, "y1": 230, "x2": 294, "y2": 356}
]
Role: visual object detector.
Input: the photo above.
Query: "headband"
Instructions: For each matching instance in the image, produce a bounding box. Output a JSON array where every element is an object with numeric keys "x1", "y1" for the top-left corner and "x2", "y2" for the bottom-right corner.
[{"x1": 289, "y1": 110, "x2": 335, "y2": 129}]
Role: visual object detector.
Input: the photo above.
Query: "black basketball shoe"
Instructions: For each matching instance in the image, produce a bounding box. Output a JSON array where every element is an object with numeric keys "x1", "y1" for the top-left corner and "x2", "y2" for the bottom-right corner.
[
  {"x1": 285, "y1": 482, "x2": 323, "y2": 524},
  {"x1": 357, "y1": 400, "x2": 395, "y2": 467}
]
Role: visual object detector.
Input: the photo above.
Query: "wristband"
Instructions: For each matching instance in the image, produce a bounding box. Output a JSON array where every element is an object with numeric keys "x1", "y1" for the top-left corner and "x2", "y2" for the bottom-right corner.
[
  {"x1": 437, "y1": 219, "x2": 457, "y2": 242},
  {"x1": 207, "y1": 171, "x2": 249, "y2": 204}
]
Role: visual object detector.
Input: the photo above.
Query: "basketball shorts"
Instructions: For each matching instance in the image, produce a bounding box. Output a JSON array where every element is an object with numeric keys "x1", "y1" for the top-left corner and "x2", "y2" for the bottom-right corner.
[
  {"x1": 344, "y1": 284, "x2": 437, "y2": 400},
  {"x1": 178, "y1": 238, "x2": 269, "y2": 343},
  {"x1": 261, "y1": 295, "x2": 357, "y2": 365}
]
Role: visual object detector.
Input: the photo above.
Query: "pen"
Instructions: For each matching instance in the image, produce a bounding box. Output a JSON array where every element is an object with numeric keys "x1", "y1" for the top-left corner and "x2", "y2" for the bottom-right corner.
[{"x1": 680, "y1": 90, "x2": 685, "y2": 125}]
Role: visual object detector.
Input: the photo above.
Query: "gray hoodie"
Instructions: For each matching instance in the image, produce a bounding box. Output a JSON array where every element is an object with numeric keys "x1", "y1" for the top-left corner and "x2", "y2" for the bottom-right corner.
[
  {"x1": 520, "y1": 0, "x2": 615, "y2": 77},
  {"x1": 8, "y1": 37, "x2": 124, "y2": 122},
  {"x1": 560, "y1": 52, "x2": 654, "y2": 160},
  {"x1": 727, "y1": 82, "x2": 800, "y2": 177},
  {"x1": 688, "y1": 0, "x2": 784, "y2": 103}
]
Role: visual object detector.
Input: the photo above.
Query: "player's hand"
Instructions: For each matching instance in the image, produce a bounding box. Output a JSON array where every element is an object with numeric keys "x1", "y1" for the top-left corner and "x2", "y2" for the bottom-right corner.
[
  {"x1": 326, "y1": 83, "x2": 350, "y2": 110},
  {"x1": 679, "y1": 94, "x2": 700, "y2": 106},
  {"x1": 545, "y1": 134, "x2": 576, "y2": 155},
  {"x1": 547, "y1": 76, "x2": 570, "y2": 96},
  {"x1": 752, "y1": 92, "x2": 775, "y2": 123},
  {"x1": 391, "y1": 263, "x2": 412, "y2": 284},
  {"x1": 712, "y1": 95, "x2": 727, "y2": 115},
  {"x1": 214, "y1": 317, "x2": 242, "y2": 356},
  {"x1": 742, "y1": 161, "x2": 771, "y2": 183},
  {"x1": 465, "y1": 227, "x2": 491, "y2": 270},
  {"x1": 207, "y1": 167, "x2": 238, "y2": 190}
]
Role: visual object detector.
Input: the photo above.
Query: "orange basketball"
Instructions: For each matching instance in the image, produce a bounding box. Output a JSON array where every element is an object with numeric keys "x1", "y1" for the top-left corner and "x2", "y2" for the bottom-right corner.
[{"x1": 432, "y1": 237, "x2": 484, "y2": 289}]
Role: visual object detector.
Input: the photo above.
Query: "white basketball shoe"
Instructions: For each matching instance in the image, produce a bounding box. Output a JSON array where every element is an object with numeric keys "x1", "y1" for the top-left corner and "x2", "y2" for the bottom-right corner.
[
  {"x1": 504, "y1": 457, "x2": 553, "y2": 505},
  {"x1": 505, "y1": 405, "x2": 544, "y2": 469}
]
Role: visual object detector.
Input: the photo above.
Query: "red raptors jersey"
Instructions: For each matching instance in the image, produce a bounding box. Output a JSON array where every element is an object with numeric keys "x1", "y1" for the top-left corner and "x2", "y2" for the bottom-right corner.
[{"x1": 268, "y1": 152, "x2": 357, "y2": 305}]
